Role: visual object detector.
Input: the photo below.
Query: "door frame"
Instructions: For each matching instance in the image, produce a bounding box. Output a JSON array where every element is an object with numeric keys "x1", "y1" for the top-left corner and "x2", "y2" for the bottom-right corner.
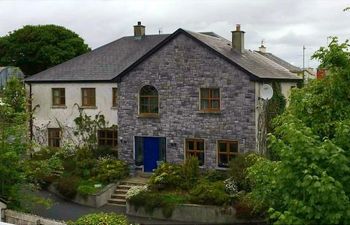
[{"x1": 133, "y1": 135, "x2": 167, "y2": 171}]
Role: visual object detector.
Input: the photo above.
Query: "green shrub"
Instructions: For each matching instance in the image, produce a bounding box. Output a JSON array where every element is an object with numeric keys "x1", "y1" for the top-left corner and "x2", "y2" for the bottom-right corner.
[
  {"x1": 189, "y1": 180, "x2": 230, "y2": 206},
  {"x1": 229, "y1": 153, "x2": 259, "y2": 191},
  {"x1": 68, "y1": 212, "x2": 127, "y2": 225},
  {"x1": 204, "y1": 169, "x2": 229, "y2": 182},
  {"x1": 55, "y1": 175, "x2": 81, "y2": 199},
  {"x1": 128, "y1": 190, "x2": 187, "y2": 218},
  {"x1": 92, "y1": 146, "x2": 118, "y2": 158},
  {"x1": 181, "y1": 156, "x2": 200, "y2": 190},
  {"x1": 77, "y1": 180, "x2": 102, "y2": 197},
  {"x1": 148, "y1": 163, "x2": 183, "y2": 190},
  {"x1": 94, "y1": 158, "x2": 128, "y2": 183}
]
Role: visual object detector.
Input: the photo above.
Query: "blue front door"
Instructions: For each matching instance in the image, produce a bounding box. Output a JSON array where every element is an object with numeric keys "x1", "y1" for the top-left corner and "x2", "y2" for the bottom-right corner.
[{"x1": 143, "y1": 137, "x2": 160, "y2": 172}]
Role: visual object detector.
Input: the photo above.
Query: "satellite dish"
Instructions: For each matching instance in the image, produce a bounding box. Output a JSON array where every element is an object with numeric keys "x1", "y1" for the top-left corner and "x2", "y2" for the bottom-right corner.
[{"x1": 260, "y1": 84, "x2": 273, "y2": 100}]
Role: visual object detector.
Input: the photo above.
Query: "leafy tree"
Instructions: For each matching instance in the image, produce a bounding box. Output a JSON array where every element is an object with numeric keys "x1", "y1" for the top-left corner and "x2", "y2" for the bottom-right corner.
[
  {"x1": 248, "y1": 38, "x2": 350, "y2": 224},
  {"x1": 0, "y1": 25, "x2": 90, "y2": 76},
  {"x1": 0, "y1": 77, "x2": 28, "y2": 208}
]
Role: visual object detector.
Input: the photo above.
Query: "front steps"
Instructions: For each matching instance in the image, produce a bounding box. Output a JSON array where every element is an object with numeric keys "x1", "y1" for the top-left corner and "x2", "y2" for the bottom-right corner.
[{"x1": 107, "y1": 181, "x2": 145, "y2": 206}]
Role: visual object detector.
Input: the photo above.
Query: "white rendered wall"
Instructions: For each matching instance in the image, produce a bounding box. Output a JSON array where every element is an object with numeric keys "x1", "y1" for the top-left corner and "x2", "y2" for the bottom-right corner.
[{"x1": 28, "y1": 82, "x2": 118, "y2": 146}]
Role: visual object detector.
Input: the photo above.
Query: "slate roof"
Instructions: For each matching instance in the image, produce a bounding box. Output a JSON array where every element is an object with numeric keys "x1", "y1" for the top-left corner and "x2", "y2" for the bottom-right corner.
[
  {"x1": 25, "y1": 34, "x2": 170, "y2": 82},
  {"x1": 255, "y1": 51, "x2": 303, "y2": 73},
  {"x1": 25, "y1": 29, "x2": 301, "y2": 83}
]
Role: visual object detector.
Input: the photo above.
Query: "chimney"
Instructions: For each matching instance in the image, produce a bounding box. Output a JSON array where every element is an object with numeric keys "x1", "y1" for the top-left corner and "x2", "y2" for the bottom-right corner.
[
  {"x1": 259, "y1": 40, "x2": 266, "y2": 53},
  {"x1": 134, "y1": 21, "x2": 145, "y2": 39},
  {"x1": 231, "y1": 24, "x2": 245, "y2": 53}
]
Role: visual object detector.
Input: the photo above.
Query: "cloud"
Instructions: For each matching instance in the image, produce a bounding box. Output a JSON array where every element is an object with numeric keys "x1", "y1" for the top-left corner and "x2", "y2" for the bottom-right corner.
[{"x1": 0, "y1": 0, "x2": 349, "y2": 68}]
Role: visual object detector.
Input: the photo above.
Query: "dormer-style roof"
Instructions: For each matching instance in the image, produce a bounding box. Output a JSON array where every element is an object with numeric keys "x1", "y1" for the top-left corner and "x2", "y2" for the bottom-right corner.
[{"x1": 25, "y1": 29, "x2": 301, "y2": 83}]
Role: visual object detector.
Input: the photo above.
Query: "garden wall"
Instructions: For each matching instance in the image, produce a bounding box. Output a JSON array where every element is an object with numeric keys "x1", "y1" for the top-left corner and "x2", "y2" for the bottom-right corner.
[
  {"x1": 4, "y1": 210, "x2": 65, "y2": 225},
  {"x1": 126, "y1": 202, "x2": 262, "y2": 224},
  {"x1": 48, "y1": 183, "x2": 117, "y2": 208}
]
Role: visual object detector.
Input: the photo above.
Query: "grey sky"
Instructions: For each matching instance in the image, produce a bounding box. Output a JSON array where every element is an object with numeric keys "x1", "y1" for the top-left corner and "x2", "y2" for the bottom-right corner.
[{"x1": 1, "y1": 0, "x2": 349, "y2": 68}]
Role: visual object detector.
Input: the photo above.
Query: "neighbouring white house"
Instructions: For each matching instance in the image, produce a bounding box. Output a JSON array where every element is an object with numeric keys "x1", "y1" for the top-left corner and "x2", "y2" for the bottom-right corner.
[{"x1": 25, "y1": 22, "x2": 301, "y2": 171}]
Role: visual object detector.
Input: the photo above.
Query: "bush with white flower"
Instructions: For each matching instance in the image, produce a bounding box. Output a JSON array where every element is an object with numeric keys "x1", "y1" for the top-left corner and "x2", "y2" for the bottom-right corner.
[
  {"x1": 224, "y1": 177, "x2": 238, "y2": 196},
  {"x1": 126, "y1": 185, "x2": 147, "y2": 200}
]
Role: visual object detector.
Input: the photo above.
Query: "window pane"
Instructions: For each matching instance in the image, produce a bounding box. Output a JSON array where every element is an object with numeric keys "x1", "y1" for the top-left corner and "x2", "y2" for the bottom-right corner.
[
  {"x1": 211, "y1": 89, "x2": 220, "y2": 98},
  {"x1": 201, "y1": 89, "x2": 209, "y2": 98},
  {"x1": 219, "y1": 154, "x2": 228, "y2": 166},
  {"x1": 198, "y1": 152, "x2": 204, "y2": 166},
  {"x1": 230, "y1": 142, "x2": 238, "y2": 153},
  {"x1": 219, "y1": 142, "x2": 227, "y2": 152},
  {"x1": 140, "y1": 85, "x2": 157, "y2": 96},
  {"x1": 211, "y1": 100, "x2": 220, "y2": 109},
  {"x1": 197, "y1": 140, "x2": 204, "y2": 150},
  {"x1": 107, "y1": 131, "x2": 113, "y2": 138},
  {"x1": 188, "y1": 140, "x2": 194, "y2": 150},
  {"x1": 201, "y1": 99, "x2": 209, "y2": 109}
]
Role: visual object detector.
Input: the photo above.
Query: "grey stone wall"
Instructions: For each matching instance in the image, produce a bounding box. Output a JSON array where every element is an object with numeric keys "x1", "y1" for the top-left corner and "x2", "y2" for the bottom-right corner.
[{"x1": 118, "y1": 33, "x2": 256, "y2": 169}]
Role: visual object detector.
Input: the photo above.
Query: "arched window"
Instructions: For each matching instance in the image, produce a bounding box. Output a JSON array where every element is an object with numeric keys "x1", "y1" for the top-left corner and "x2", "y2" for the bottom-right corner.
[{"x1": 139, "y1": 85, "x2": 158, "y2": 114}]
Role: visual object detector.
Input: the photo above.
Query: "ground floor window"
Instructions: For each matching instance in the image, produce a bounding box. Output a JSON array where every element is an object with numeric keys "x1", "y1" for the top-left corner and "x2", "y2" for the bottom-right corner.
[
  {"x1": 217, "y1": 140, "x2": 239, "y2": 168},
  {"x1": 98, "y1": 128, "x2": 118, "y2": 149},
  {"x1": 185, "y1": 139, "x2": 204, "y2": 166},
  {"x1": 48, "y1": 128, "x2": 61, "y2": 148}
]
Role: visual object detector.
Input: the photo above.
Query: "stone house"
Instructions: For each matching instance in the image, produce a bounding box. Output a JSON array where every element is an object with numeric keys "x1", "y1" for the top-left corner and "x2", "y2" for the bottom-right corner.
[{"x1": 25, "y1": 22, "x2": 301, "y2": 172}]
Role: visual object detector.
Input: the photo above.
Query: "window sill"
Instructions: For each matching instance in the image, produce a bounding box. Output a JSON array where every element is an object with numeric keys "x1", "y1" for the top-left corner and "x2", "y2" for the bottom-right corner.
[
  {"x1": 197, "y1": 110, "x2": 221, "y2": 114},
  {"x1": 80, "y1": 106, "x2": 97, "y2": 109},
  {"x1": 51, "y1": 105, "x2": 67, "y2": 109},
  {"x1": 215, "y1": 166, "x2": 229, "y2": 171},
  {"x1": 111, "y1": 107, "x2": 118, "y2": 110},
  {"x1": 137, "y1": 114, "x2": 160, "y2": 118}
]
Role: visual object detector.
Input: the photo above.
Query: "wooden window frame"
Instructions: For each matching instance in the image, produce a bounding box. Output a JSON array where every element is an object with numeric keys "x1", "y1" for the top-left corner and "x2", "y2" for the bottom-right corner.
[
  {"x1": 48, "y1": 128, "x2": 61, "y2": 148},
  {"x1": 139, "y1": 85, "x2": 159, "y2": 115},
  {"x1": 98, "y1": 128, "x2": 118, "y2": 149},
  {"x1": 112, "y1": 88, "x2": 118, "y2": 107},
  {"x1": 217, "y1": 140, "x2": 239, "y2": 168},
  {"x1": 52, "y1": 88, "x2": 65, "y2": 106},
  {"x1": 81, "y1": 88, "x2": 96, "y2": 107},
  {"x1": 185, "y1": 138, "x2": 204, "y2": 166},
  {"x1": 200, "y1": 88, "x2": 220, "y2": 112}
]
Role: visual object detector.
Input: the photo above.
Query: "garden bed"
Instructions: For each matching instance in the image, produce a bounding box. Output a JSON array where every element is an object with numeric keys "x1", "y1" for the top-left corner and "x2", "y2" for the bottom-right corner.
[
  {"x1": 126, "y1": 201, "x2": 264, "y2": 224},
  {"x1": 48, "y1": 183, "x2": 117, "y2": 208}
]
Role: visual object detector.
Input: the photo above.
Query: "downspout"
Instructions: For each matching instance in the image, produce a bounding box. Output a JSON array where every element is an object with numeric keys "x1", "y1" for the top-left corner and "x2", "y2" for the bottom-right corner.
[{"x1": 29, "y1": 83, "x2": 33, "y2": 141}]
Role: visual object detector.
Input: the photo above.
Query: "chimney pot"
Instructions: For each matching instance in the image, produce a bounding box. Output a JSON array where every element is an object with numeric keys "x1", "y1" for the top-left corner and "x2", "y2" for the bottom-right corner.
[
  {"x1": 231, "y1": 24, "x2": 245, "y2": 53},
  {"x1": 134, "y1": 21, "x2": 145, "y2": 39}
]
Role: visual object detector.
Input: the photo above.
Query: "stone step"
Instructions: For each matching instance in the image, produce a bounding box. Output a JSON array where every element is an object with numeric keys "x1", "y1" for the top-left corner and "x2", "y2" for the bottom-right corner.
[
  {"x1": 111, "y1": 193, "x2": 127, "y2": 199},
  {"x1": 119, "y1": 181, "x2": 146, "y2": 186},
  {"x1": 107, "y1": 203, "x2": 126, "y2": 207},
  {"x1": 114, "y1": 189, "x2": 128, "y2": 194},
  {"x1": 108, "y1": 199, "x2": 126, "y2": 205},
  {"x1": 116, "y1": 185, "x2": 132, "y2": 190}
]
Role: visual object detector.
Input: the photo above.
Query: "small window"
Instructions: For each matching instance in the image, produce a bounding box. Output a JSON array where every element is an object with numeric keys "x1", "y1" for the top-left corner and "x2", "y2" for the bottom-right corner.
[
  {"x1": 185, "y1": 139, "x2": 204, "y2": 166},
  {"x1": 200, "y1": 88, "x2": 220, "y2": 112},
  {"x1": 52, "y1": 88, "x2": 65, "y2": 106},
  {"x1": 82, "y1": 88, "x2": 96, "y2": 107},
  {"x1": 112, "y1": 88, "x2": 118, "y2": 107},
  {"x1": 217, "y1": 140, "x2": 239, "y2": 168},
  {"x1": 139, "y1": 85, "x2": 158, "y2": 114},
  {"x1": 98, "y1": 128, "x2": 118, "y2": 149},
  {"x1": 48, "y1": 128, "x2": 61, "y2": 148}
]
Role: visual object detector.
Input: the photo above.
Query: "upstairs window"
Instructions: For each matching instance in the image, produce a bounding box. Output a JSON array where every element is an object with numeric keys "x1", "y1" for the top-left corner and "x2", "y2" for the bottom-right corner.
[
  {"x1": 52, "y1": 88, "x2": 65, "y2": 106},
  {"x1": 200, "y1": 88, "x2": 220, "y2": 112},
  {"x1": 48, "y1": 128, "x2": 61, "y2": 148},
  {"x1": 217, "y1": 140, "x2": 239, "y2": 168},
  {"x1": 139, "y1": 85, "x2": 158, "y2": 114},
  {"x1": 112, "y1": 88, "x2": 118, "y2": 107},
  {"x1": 185, "y1": 139, "x2": 204, "y2": 166},
  {"x1": 82, "y1": 88, "x2": 96, "y2": 107}
]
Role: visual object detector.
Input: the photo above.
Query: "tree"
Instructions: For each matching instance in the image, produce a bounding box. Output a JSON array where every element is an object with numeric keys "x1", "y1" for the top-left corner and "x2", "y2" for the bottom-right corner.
[
  {"x1": 0, "y1": 77, "x2": 28, "y2": 208},
  {"x1": 248, "y1": 38, "x2": 350, "y2": 224},
  {"x1": 0, "y1": 25, "x2": 90, "y2": 76}
]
